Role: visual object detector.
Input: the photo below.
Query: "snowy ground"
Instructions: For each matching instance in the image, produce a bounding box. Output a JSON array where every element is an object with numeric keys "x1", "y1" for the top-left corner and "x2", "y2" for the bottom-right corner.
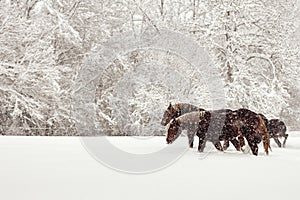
[{"x1": 0, "y1": 132, "x2": 300, "y2": 200}]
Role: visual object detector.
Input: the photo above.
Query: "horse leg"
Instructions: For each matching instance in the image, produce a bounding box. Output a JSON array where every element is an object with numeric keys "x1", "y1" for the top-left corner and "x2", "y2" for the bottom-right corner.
[
  {"x1": 250, "y1": 143, "x2": 259, "y2": 156},
  {"x1": 223, "y1": 140, "x2": 230, "y2": 150},
  {"x1": 198, "y1": 139, "x2": 206, "y2": 152},
  {"x1": 247, "y1": 138, "x2": 258, "y2": 156},
  {"x1": 238, "y1": 136, "x2": 246, "y2": 148},
  {"x1": 197, "y1": 136, "x2": 206, "y2": 152},
  {"x1": 243, "y1": 133, "x2": 258, "y2": 156},
  {"x1": 283, "y1": 134, "x2": 288, "y2": 147},
  {"x1": 187, "y1": 131, "x2": 194, "y2": 148},
  {"x1": 230, "y1": 138, "x2": 241, "y2": 151},
  {"x1": 273, "y1": 136, "x2": 282, "y2": 148},
  {"x1": 214, "y1": 141, "x2": 224, "y2": 152},
  {"x1": 189, "y1": 139, "x2": 194, "y2": 148}
]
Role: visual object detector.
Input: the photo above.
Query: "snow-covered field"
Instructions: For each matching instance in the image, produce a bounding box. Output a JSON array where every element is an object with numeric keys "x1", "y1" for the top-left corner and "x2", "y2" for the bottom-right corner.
[{"x1": 0, "y1": 132, "x2": 300, "y2": 200}]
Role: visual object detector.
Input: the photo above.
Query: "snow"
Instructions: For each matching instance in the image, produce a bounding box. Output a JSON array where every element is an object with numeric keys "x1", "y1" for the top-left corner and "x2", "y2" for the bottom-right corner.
[{"x1": 0, "y1": 132, "x2": 300, "y2": 200}]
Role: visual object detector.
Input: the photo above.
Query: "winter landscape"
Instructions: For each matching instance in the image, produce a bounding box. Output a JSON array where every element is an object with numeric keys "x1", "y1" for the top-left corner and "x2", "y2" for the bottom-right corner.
[
  {"x1": 1, "y1": 133, "x2": 300, "y2": 200},
  {"x1": 0, "y1": 0, "x2": 300, "y2": 200}
]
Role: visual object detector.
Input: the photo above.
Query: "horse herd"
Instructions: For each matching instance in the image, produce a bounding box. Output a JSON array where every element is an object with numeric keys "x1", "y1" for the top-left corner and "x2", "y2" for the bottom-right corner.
[{"x1": 161, "y1": 103, "x2": 288, "y2": 156}]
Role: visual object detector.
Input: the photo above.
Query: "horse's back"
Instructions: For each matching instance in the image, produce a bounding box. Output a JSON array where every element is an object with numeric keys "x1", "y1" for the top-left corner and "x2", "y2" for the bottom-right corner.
[{"x1": 177, "y1": 111, "x2": 207, "y2": 124}]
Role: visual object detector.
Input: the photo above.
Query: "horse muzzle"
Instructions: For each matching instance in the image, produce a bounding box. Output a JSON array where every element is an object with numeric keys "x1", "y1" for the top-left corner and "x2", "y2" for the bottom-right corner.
[{"x1": 166, "y1": 138, "x2": 172, "y2": 144}]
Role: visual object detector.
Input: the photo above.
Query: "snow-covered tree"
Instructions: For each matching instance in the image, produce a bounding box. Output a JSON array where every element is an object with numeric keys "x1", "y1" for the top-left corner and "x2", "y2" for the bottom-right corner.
[
  {"x1": 158, "y1": 0, "x2": 299, "y2": 119},
  {"x1": 0, "y1": 0, "x2": 299, "y2": 135}
]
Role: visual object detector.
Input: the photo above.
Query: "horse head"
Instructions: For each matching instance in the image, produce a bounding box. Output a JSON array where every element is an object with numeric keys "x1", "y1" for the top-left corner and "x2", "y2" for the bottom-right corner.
[
  {"x1": 161, "y1": 103, "x2": 177, "y2": 126},
  {"x1": 166, "y1": 118, "x2": 181, "y2": 144}
]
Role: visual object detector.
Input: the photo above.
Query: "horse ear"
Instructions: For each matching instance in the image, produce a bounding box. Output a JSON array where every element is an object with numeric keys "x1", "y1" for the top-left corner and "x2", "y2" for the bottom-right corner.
[{"x1": 168, "y1": 102, "x2": 172, "y2": 109}]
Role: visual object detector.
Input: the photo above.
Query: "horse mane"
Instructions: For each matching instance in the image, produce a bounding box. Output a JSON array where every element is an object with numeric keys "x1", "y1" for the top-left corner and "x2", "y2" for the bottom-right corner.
[
  {"x1": 172, "y1": 103, "x2": 181, "y2": 115},
  {"x1": 172, "y1": 103, "x2": 203, "y2": 114}
]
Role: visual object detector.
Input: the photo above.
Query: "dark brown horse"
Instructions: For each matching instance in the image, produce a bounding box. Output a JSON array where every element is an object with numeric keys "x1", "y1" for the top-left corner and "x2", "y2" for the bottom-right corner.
[
  {"x1": 166, "y1": 109, "x2": 242, "y2": 153},
  {"x1": 166, "y1": 109, "x2": 271, "y2": 156},
  {"x1": 166, "y1": 111, "x2": 224, "y2": 152},
  {"x1": 218, "y1": 109, "x2": 245, "y2": 151},
  {"x1": 161, "y1": 103, "x2": 204, "y2": 148},
  {"x1": 197, "y1": 109, "x2": 245, "y2": 152},
  {"x1": 236, "y1": 109, "x2": 271, "y2": 155}
]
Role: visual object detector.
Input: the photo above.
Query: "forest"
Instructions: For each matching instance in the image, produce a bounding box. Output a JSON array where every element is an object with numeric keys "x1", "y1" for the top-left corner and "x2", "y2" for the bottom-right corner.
[{"x1": 0, "y1": 0, "x2": 299, "y2": 136}]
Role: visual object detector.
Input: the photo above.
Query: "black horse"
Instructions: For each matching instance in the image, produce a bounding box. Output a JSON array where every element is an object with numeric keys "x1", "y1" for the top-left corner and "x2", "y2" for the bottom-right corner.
[
  {"x1": 269, "y1": 119, "x2": 288, "y2": 147},
  {"x1": 259, "y1": 114, "x2": 288, "y2": 147}
]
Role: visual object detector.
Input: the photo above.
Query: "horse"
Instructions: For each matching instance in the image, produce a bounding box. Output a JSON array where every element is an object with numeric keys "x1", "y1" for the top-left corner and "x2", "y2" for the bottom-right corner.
[
  {"x1": 166, "y1": 109, "x2": 248, "y2": 153},
  {"x1": 198, "y1": 109, "x2": 245, "y2": 152},
  {"x1": 161, "y1": 103, "x2": 204, "y2": 148},
  {"x1": 166, "y1": 109, "x2": 271, "y2": 156},
  {"x1": 161, "y1": 104, "x2": 240, "y2": 150},
  {"x1": 268, "y1": 119, "x2": 288, "y2": 147},
  {"x1": 259, "y1": 114, "x2": 288, "y2": 147},
  {"x1": 166, "y1": 111, "x2": 224, "y2": 152},
  {"x1": 236, "y1": 109, "x2": 271, "y2": 155},
  {"x1": 218, "y1": 109, "x2": 245, "y2": 151}
]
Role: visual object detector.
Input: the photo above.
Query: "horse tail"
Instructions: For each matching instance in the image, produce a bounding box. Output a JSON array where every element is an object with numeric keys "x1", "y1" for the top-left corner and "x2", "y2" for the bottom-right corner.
[{"x1": 258, "y1": 115, "x2": 271, "y2": 155}]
